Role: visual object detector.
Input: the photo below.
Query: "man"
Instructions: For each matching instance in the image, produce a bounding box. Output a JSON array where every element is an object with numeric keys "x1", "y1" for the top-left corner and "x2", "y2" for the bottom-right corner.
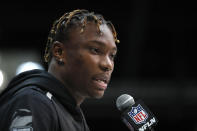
[{"x1": 0, "y1": 9, "x2": 119, "y2": 131}]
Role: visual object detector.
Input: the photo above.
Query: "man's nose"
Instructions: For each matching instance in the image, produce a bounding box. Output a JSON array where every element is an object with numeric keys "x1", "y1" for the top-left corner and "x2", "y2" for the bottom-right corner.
[{"x1": 99, "y1": 56, "x2": 113, "y2": 72}]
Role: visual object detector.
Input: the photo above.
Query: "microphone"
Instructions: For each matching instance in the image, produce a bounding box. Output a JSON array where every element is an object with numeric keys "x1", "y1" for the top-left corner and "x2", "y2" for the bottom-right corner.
[{"x1": 116, "y1": 94, "x2": 158, "y2": 131}]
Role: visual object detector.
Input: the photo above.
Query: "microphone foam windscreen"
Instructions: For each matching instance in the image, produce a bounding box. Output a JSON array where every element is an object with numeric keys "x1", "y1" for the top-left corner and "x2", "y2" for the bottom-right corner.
[{"x1": 116, "y1": 94, "x2": 135, "y2": 112}]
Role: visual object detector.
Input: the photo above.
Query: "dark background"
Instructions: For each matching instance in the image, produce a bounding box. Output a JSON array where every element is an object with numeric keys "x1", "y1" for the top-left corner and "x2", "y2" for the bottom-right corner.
[{"x1": 0, "y1": 0, "x2": 197, "y2": 131}]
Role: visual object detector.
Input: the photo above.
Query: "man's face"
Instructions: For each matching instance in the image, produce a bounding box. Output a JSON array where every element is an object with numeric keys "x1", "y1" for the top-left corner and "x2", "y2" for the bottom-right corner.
[{"x1": 61, "y1": 23, "x2": 117, "y2": 99}]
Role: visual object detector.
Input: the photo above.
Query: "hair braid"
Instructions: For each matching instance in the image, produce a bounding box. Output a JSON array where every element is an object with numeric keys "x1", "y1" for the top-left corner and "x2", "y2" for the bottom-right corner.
[{"x1": 44, "y1": 9, "x2": 119, "y2": 64}]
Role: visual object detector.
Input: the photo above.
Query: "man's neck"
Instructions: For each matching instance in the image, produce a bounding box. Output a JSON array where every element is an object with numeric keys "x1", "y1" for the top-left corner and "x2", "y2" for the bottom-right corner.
[{"x1": 48, "y1": 63, "x2": 85, "y2": 106}]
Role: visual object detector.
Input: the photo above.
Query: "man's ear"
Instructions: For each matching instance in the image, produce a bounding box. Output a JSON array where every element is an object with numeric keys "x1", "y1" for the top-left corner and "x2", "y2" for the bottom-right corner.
[{"x1": 52, "y1": 41, "x2": 65, "y2": 63}]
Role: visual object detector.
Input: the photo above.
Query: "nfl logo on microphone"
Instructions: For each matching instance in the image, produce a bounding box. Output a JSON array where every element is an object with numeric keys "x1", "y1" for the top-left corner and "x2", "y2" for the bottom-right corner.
[{"x1": 128, "y1": 104, "x2": 148, "y2": 124}]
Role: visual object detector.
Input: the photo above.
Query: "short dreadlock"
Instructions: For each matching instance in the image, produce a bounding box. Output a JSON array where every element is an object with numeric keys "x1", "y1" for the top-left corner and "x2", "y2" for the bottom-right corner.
[{"x1": 44, "y1": 9, "x2": 120, "y2": 63}]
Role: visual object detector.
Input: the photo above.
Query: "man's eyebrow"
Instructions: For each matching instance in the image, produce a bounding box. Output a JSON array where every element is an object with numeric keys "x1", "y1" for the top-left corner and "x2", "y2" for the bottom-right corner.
[{"x1": 88, "y1": 40, "x2": 117, "y2": 52}]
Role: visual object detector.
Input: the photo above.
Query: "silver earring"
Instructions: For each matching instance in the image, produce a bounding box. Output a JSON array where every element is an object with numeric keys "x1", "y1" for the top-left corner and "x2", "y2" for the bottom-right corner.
[{"x1": 58, "y1": 58, "x2": 64, "y2": 65}]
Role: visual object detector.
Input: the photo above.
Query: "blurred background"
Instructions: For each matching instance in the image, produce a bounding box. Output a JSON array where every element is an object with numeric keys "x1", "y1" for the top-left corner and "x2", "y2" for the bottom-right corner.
[{"x1": 0, "y1": 0, "x2": 197, "y2": 131}]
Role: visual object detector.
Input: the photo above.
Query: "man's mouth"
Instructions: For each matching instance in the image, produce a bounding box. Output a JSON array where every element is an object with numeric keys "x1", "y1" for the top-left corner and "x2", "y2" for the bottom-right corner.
[
  {"x1": 92, "y1": 74, "x2": 110, "y2": 90},
  {"x1": 94, "y1": 78, "x2": 107, "y2": 84}
]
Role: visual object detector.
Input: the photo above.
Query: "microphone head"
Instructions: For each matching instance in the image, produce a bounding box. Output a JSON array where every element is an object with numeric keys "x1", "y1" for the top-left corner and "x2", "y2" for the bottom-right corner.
[{"x1": 116, "y1": 94, "x2": 135, "y2": 111}]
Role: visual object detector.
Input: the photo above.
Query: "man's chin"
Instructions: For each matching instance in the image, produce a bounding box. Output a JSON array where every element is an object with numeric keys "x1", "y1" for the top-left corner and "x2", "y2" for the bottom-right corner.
[
  {"x1": 96, "y1": 92, "x2": 106, "y2": 99},
  {"x1": 89, "y1": 91, "x2": 105, "y2": 99}
]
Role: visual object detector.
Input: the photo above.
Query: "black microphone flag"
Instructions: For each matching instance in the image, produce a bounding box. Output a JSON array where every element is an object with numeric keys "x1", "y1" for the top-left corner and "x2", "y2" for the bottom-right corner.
[{"x1": 116, "y1": 94, "x2": 158, "y2": 131}]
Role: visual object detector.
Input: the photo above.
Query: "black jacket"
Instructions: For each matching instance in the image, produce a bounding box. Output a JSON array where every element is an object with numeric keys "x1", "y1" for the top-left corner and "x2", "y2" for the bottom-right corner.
[{"x1": 0, "y1": 69, "x2": 90, "y2": 131}]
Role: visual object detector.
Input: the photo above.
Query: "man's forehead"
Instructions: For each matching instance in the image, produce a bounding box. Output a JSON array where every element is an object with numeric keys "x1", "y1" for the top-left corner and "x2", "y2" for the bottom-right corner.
[
  {"x1": 69, "y1": 23, "x2": 115, "y2": 44},
  {"x1": 87, "y1": 40, "x2": 117, "y2": 51}
]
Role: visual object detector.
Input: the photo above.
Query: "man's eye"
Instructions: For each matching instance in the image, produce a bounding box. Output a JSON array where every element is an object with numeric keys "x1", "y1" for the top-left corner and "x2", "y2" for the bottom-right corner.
[
  {"x1": 110, "y1": 53, "x2": 116, "y2": 61},
  {"x1": 90, "y1": 47, "x2": 100, "y2": 54}
]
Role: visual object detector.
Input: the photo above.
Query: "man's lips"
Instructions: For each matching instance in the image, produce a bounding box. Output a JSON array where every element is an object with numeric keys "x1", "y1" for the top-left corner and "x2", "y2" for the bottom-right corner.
[
  {"x1": 92, "y1": 74, "x2": 110, "y2": 90},
  {"x1": 92, "y1": 79, "x2": 107, "y2": 90}
]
